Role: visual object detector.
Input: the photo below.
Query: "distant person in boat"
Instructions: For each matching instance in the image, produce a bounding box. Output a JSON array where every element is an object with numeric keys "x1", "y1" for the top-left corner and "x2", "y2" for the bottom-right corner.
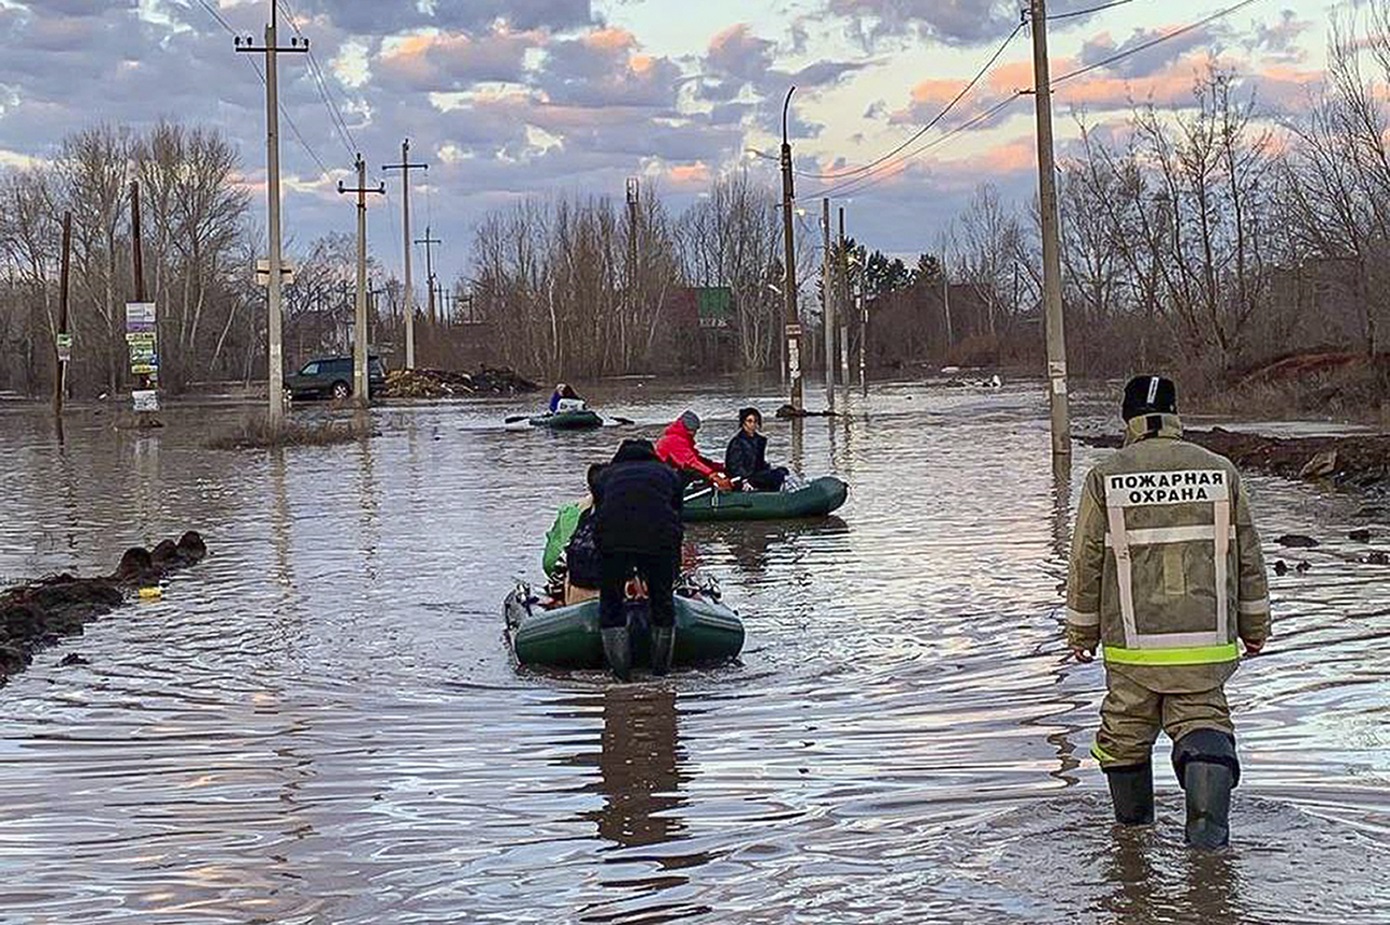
[
  {"x1": 1066, "y1": 375, "x2": 1271, "y2": 850},
  {"x1": 548, "y1": 382, "x2": 584, "y2": 413},
  {"x1": 724, "y1": 406, "x2": 790, "y2": 492},
  {"x1": 593, "y1": 439, "x2": 684, "y2": 680},
  {"x1": 655, "y1": 410, "x2": 733, "y2": 491},
  {"x1": 543, "y1": 464, "x2": 604, "y2": 605}
]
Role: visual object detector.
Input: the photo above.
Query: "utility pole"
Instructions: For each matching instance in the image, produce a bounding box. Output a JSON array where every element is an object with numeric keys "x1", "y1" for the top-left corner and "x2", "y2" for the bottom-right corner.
[
  {"x1": 821, "y1": 197, "x2": 834, "y2": 409},
  {"x1": 858, "y1": 283, "x2": 867, "y2": 388},
  {"x1": 1029, "y1": 0, "x2": 1072, "y2": 456},
  {"x1": 382, "y1": 139, "x2": 428, "y2": 370},
  {"x1": 626, "y1": 177, "x2": 639, "y2": 366},
  {"x1": 130, "y1": 180, "x2": 155, "y2": 422},
  {"x1": 779, "y1": 86, "x2": 804, "y2": 412},
  {"x1": 838, "y1": 207, "x2": 849, "y2": 383},
  {"x1": 338, "y1": 153, "x2": 385, "y2": 405},
  {"x1": 236, "y1": 2, "x2": 308, "y2": 428},
  {"x1": 943, "y1": 271, "x2": 953, "y2": 352},
  {"x1": 53, "y1": 211, "x2": 71, "y2": 417},
  {"x1": 415, "y1": 226, "x2": 442, "y2": 326}
]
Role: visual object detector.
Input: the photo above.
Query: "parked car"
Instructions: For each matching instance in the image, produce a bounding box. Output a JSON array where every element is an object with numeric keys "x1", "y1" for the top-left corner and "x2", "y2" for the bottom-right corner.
[{"x1": 284, "y1": 355, "x2": 386, "y2": 402}]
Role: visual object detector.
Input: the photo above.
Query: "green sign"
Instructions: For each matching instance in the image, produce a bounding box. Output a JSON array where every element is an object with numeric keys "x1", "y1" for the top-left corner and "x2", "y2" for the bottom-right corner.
[{"x1": 697, "y1": 287, "x2": 732, "y2": 329}]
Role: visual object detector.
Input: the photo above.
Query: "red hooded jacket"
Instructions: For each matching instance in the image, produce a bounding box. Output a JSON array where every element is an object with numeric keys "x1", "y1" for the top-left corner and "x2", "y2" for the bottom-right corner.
[{"x1": 655, "y1": 419, "x2": 721, "y2": 479}]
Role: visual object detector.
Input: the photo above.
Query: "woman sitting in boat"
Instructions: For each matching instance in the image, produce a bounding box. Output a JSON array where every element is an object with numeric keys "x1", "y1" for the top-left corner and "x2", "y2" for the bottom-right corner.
[
  {"x1": 542, "y1": 464, "x2": 604, "y2": 604},
  {"x1": 547, "y1": 382, "x2": 585, "y2": 413},
  {"x1": 724, "y1": 406, "x2": 791, "y2": 492},
  {"x1": 655, "y1": 410, "x2": 733, "y2": 491}
]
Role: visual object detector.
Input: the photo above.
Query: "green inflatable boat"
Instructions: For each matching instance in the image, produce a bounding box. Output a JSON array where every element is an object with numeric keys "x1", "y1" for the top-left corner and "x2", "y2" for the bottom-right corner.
[
  {"x1": 505, "y1": 587, "x2": 744, "y2": 669},
  {"x1": 681, "y1": 475, "x2": 848, "y2": 523},
  {"x1": 528, "y1": 409, "x2": 604, "y2": 430}
]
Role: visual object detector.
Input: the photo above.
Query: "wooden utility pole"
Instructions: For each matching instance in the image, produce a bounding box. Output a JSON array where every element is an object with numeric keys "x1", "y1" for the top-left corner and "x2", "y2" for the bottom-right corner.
[
  {"x1": 131, "y1": 181, "x2": 145, "y2": 304},
  {"x1": 338, "y1": 153, "x2": 385, "y2": 405},
  {"x1": 1030, "y1": 0, "x2": 1072, "y2": 456},
  {"x1": 236, "y1": 2, "x2": 308, "y2": 427},
  {"x1": 626, "y1": 177, "x2": 639, "y2": 366},
  {"x1": 415, "y1": 226, "x2": 442, "y2": 326},
  {"x1": 382, "y1": 139, "x2": 428, "y2": 369},
  {"x1": 53, "y1": 211, "x2": 72, "y2": 416},
  {"x1": 943, "y1": 271, "x2": 953, "y2": 350},
  {"x1": 779, "y1": 86, "x2": 804, "y2": 411},
  {"x1": 821, "y1": 197, "x2": 834, "y2": 409}
]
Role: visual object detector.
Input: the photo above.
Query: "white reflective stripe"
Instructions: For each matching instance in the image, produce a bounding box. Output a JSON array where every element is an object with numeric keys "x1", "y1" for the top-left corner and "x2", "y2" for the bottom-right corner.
[
  {"x1": 1066, "y1": 608, "x2": 1100, "y2": 627},
  {"x1": 1214, "y1": 498, "x2": 1231, "y2": 643},
  {"x1": 1130, "y1": 630, "x2": 1229, "y2": 649},
  {"x1": 1105, "y1": 470, "x2": 1230, "y2": 507},
  {"x1": 1104, "y1": 525, "x2": 1236, "y2": 547},
  {"x1": 1106, "y1": 504, "x2": 1139, "y2": 647},
  {"x1": 1238, "y1": 597, "x2": 1270, "y2": 615}
]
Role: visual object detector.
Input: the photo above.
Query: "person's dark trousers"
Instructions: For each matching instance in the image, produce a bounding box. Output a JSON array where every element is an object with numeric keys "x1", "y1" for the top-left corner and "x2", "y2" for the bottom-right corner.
[
  {"x1": 746, "y1": 467, "x2": 788, "y2": 491},
  {"x1": 599, "y1": 550, "x2": 678, "y2": 628}
]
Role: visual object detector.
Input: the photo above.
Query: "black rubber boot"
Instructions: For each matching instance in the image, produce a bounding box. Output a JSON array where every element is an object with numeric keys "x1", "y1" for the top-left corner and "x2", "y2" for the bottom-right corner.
[
  {"x1": 1104, "y1": 762, "x2": 1155, "y2": 825},
  {"x1": 601, "y1": 627, "x2": 631, "y2": 682},
  {"x1": 1173, "y1": 729, "x2": 1240, "y2": 850},
  {"x1": 1183, "y1": 761, "x2": 1234, "y2": 849},
  {"x1": 650, "y1": 627, "x2": 675, "y2": 676}
]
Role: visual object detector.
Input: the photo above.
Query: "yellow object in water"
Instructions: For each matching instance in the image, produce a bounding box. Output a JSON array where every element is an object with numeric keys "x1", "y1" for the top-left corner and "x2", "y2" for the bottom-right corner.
[{"x1": 138, "y1": 587, "x2": 163, "y2": 601}]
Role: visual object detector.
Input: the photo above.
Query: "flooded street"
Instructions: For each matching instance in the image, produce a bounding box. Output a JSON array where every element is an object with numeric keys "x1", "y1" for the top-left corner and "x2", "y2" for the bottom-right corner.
[{"x1": 2, "y1": 380, "x2": 1388, "y2": 923}]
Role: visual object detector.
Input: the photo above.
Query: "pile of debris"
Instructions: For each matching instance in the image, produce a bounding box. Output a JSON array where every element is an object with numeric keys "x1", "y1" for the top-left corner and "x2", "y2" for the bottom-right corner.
[
  {"x1": 382, "y1": 365, "x2": 541, "y2": 399},
  {"x1": 0, "y1": 531, "x2": 207, "y2": 685}
]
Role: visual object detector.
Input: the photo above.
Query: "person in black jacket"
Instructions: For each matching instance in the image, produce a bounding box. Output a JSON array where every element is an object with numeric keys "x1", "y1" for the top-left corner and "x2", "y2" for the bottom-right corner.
[
  {"x1": 592, "y1": 439, "x2": 685, "y2": 680},
  {"x1": 724, "y1": 407, "x2": 789, "y2": 491}
]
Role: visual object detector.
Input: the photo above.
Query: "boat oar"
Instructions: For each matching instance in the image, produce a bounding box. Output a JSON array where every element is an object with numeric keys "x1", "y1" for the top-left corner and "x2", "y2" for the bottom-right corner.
[
  {"x1": 504, "y1": 414, "x2": 533, "y2": 424},
  {"x1": 605, "y1": 416, "x2": 635, "y2": 426}
]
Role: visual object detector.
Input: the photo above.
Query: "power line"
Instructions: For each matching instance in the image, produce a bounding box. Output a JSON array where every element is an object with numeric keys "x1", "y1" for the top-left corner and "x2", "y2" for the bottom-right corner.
[
  {"x1": 816, "y1": 92, "x2": 1028, "y2": 200},
  {"x1": 193, "y1": 0, "x2": 236, "y2": 35},
  {"x1": 275, "y1": 0, "x2": 360, "y2": 160},
  {"x1": 1049, "y1": 0, "x2": 1136, "y2": 21},
  {"x1": 191, "y1": 0, "x2": 332, "y2": 175},
  {"x1": 1053, "y1": 0, "x2": 1262, "y2": 84},
  {"x1": 796, "y1": 20, "x2": 1026, "y2": 182},
  {"x1": 807, "y1": 0, "x2": 1267, "y2": 200}
]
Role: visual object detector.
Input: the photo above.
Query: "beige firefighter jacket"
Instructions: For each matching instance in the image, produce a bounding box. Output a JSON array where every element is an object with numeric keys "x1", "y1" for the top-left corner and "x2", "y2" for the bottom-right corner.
[{"x1": 1066, "y1": 413, "x2": 1271, "y2": 693}]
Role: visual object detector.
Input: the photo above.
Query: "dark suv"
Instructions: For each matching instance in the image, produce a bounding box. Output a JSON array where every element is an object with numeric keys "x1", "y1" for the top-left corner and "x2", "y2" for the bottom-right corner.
[{"x1": 285, "y1": 355, "x2": 387, "y2": 401}]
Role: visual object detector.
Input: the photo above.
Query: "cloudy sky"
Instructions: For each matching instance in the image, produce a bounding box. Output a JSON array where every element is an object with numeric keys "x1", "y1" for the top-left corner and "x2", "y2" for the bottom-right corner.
[{"x1": 0, "y1": 0, "x2": 1344, "y2": 283}]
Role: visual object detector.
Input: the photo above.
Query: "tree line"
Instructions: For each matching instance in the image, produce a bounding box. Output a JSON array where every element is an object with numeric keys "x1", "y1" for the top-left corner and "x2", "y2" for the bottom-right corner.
[{"x1": 7, "y1": 7, "x2": 1390, "y2": 395}]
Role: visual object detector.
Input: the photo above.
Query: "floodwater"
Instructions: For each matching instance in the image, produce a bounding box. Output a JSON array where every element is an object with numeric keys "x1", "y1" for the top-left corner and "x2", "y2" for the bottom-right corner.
[{"x1": 1, "y1": 380, "x2": 1388, "y2": 924}]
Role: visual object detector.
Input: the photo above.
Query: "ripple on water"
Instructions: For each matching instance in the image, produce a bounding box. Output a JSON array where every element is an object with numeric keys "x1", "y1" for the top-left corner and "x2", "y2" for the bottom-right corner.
[{"x1": 0, "y1": 384, "x2": 1387, "y2": 922}]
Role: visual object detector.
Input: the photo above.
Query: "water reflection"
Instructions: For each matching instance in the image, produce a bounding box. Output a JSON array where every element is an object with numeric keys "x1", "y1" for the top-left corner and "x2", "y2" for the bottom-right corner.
[
  {"x1": 703, "y1": 516, "x2": 850, "y2": 576},
  {"x1": 2, "y1": 384, "x2": 1390, "y2": 923},
  {"x1": 1099, "y1": 831, "x2": 1245, "y2": 925},
  {"x1": 585, "y1": 685, "x2": 689, "y2": 853}
]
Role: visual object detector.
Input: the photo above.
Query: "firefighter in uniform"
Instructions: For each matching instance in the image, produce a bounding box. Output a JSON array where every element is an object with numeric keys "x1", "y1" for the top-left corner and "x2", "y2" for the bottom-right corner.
[{"x1": 1066, "y1": 376, "x2": 1271, "y2": 848}]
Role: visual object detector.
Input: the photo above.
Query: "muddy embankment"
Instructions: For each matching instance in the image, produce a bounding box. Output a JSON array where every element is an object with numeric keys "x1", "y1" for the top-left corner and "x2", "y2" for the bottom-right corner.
[
  {"x1": 1083, "y1": 427, "x2": 1390, "y2": 569},
  {"x1": 0, "y1": 531, "x2": 206, "y2": 686}
]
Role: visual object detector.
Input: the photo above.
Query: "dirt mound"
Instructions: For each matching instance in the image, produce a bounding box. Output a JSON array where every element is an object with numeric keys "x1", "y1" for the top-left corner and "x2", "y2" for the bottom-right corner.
[
  {"x1": 1083, "y1": 428, "x2": 1390, "y2": 489},
  {"x1": 1, "y1": 531, "x2": 208, "y2": 687}
]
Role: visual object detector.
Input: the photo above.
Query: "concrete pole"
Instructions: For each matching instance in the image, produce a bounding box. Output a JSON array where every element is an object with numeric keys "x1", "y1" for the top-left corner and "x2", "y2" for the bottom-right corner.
[
  {"x1": 1030, "y1": 0, "x2": 1072, "y2": 456},
  {"x1": 235, "y1": 3, "x2": 307, "y2": 426},
  {"x1": 780, "y1": 87, "x2": 804, "y2": 412},
  {"x1": 838, "y1": 207, "x2": 849, "y2": 384},
  {"x1": 383, "y1": 140, "x2": 428, "y2": 369},
  {"x1": 354, "y1": 156, "x2": 368, "y2": 403},
  {"x1": 264, "y1": 13, "x2": 286, "y2": 426},
  {"x1": 338, "y1": 154, "x2": 385, "y2": 403},
  {"x1": 822, "y1": 196, "x2": 834, "y2": 409}
]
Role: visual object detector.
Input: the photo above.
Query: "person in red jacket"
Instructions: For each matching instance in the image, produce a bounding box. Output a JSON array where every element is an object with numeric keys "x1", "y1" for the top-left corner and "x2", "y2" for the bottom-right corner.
[{"x1": 655, "y1": 411, "x2": 733, "y2": 491}]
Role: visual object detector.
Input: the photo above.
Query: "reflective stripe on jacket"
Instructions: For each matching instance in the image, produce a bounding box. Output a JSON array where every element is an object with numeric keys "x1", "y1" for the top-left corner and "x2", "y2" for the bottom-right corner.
[{"x1": 1066, "y1": 413, "x2": 1272, "y2": 692}]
